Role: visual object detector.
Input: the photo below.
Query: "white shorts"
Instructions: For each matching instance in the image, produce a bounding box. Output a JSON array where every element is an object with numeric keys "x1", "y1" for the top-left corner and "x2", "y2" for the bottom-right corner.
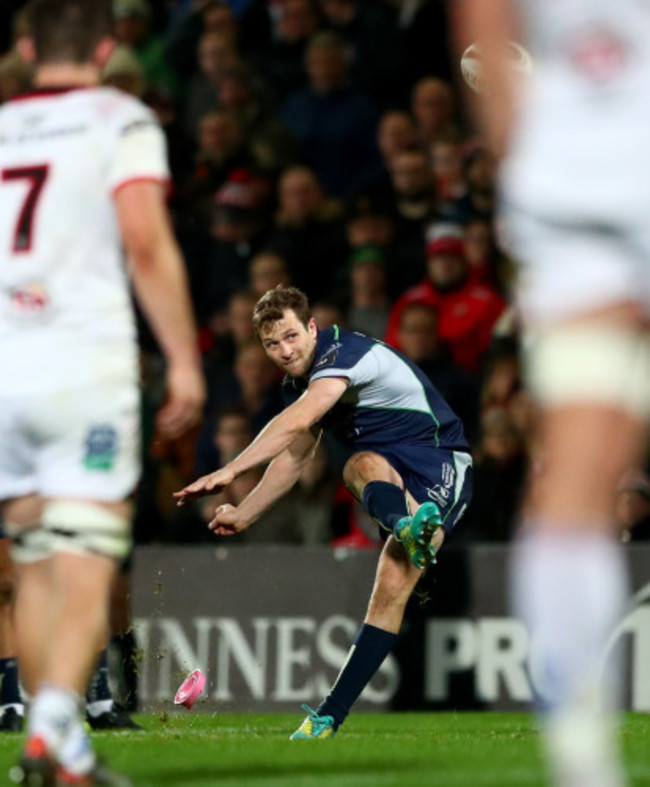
[
  {"x1": 502, "y1": 207, "x2": 650, "y2": 330},
  {"x1": 0, "y1": 379, "x2": 140, "y2": 503}
]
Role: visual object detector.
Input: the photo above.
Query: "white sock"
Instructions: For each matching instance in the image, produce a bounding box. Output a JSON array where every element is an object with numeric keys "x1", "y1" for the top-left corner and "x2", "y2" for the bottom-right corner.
[
  {"x1": 511, "y1": 529, "x2": 628, "y2": 787},
  {"x1": 86, "y1": 699, "x2": 113, "y2": 718},
  {"x1": 57, "y1": 720, "x2": 96, "y2": 776},
  {"x1": 28, "y1": 685, "x2": 82, "y2": 755}
]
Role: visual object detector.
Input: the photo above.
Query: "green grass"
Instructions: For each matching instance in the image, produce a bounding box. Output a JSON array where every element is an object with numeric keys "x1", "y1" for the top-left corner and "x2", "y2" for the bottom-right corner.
[{"x1": 0, "y1": 712, "x2": 649, "y2": 786}]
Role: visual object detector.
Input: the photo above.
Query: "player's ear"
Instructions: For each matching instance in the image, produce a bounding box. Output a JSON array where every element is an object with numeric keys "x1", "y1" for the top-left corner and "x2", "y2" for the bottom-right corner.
[
  {"x1": 16, "y1": 36, "x2": 36, "y2": 65},
  {"x1": 308, "y1": 317, "x2": 317, "y2": 336},
  {"x1": 93, "y1": 36, "x2": 116, "y2": 68}
]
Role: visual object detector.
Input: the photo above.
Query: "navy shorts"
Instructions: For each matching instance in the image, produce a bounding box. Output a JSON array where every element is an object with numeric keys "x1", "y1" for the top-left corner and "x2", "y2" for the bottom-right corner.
[{"x1": 373, "y1": 444, "x2": 473, "y2": 534}]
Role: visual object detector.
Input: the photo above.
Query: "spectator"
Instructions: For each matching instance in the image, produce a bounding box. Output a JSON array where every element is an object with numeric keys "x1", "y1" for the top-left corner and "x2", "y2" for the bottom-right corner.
[
  {"x1": 397, "y1": 301, "x2": 479, "y2": 443},
  {"x1": 317, "y1": 0, "x2": 404, "y2": 103},
  {"x1": 430, "y1": 133, "x2": 468, "y2": 220},
  {"x1": 398, "y1": 0, "x2": 454, "y2": 88},
  {"x1": 178, "y1": 109, "x2": 256, "y2": 225},
  {"x1": 281, "y1": 30, "x2": 381, "y2": 197},
  {"x1": 312, "y1": 300, "x2": 346, "y2": 330},
  {"x1": 248, "y1": 0, "x2": 321, "y2": 104},
  {"x1": 265, "y1": 165, "x2": 347, "y2": 299},
  {"x1": 113, "y1": 0, "x2": 179, "y2": 99},
  {"x1": 385, "y1": 232, "x2": 506, "y2": 375},
  {"x1": 410, "y1": 76, "x2": 456, "y2": 148},
  {"x1": 183, "y1": 30, "x2": 242, "y2": 140},
  {"x1": 464, "y1": 408, "x2": 528, "y2": 541},
  {"x1": 456, "y1": 145, "x2": 498, "y2": 221},
  {"x1": 345, "y1": 246, "x2": 391, "y2": 340},
  {"x1": 249, "y1": 251, "x2": 292, "y2": 298},
  {"x1": 0, "y1": 52, "x2": 32, "y2": 103},
  {"x1": 199, "y1": 170, "x2": 272, "y2": 322},
  {"x1": 215, "y1": 65, "x2": 298, "y2": 174},
  {"x1": 101, "y1": 44, "x2": 146, "y2": 97},
  {"x1": 358, "y1": 108, "x2": 419, "y2": 200}
]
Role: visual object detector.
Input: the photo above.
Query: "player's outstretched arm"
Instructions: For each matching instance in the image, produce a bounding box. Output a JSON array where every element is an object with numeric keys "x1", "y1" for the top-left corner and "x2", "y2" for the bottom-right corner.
[
  {"x1": 116, "y1": 180, "x2": 206, "y2": 440},
  {"x1": 209, "y1": 429, "x2": 320, "y2": 536},
  {"x1": 174, "y1": 377, "x2": 347, "y2": 504}
]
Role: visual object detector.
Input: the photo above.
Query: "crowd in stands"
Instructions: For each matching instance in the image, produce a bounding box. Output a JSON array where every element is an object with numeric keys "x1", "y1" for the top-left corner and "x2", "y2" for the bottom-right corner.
[{"x1": 3, "y1": 0, "x2": 648, "y2": 547}]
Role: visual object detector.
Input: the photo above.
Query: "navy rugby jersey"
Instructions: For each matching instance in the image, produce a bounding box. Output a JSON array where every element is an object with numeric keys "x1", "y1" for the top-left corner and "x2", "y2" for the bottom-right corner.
[{"x1": 282, "y1": 326, "x2": 469, "y2": 453}]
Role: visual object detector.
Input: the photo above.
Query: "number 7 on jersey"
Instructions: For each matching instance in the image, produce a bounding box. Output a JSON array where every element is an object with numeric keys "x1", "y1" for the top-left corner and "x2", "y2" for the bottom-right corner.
[{"x1": 2, "y1": 164, "x2": 50, "y2": 253}]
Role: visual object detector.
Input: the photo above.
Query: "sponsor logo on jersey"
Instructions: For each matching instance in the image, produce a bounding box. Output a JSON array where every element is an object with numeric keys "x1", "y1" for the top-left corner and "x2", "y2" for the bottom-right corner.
[
  {"x1": 84, "y1": 425, "x2": 118, "y2": 471},
  {"x1": 314, "y1": 342, "x2": 342, "y2": 370},
  {"x1": 10, "y1": 283, "x2": 50, "y2": 315},
  {"x1": 426, "y1": 485, "x2": 450, "y2": 508}
]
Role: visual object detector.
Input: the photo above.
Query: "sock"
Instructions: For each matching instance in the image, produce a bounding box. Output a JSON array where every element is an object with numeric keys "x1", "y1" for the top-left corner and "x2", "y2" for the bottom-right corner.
[
  {"x1": 511, "y1": 529, "x2": 628, "y2": 714},
  {"x1": 0, "y1": 658, "x2": 23, "y2": 713},
  {"x1": 57, "y1": 719, "x2": 96, "y2": 776},
  {"x1": 111, "y1": 631, "x2": 139, "y2": 712},
  {"x1": 318, "y1": 623, "x2": 398, "y2": 729},
  {"x1": 361, "y1": 481, "x2": 409, "y2": 535},
  {"x1": 85, "y1": 650, "x2": 113, "y2": 718},
  {"x1": 28, "y1": 685, "x2": 82, "y2": 755}
]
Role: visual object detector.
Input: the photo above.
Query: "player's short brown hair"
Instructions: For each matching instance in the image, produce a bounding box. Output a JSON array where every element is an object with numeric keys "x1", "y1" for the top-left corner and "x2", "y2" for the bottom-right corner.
[
  {"x1": 28, "y1": 0, "x2": 113, "y2": 65},
  {"x1": 252, "y1": 286, "x2": 311, "y2": 334}
]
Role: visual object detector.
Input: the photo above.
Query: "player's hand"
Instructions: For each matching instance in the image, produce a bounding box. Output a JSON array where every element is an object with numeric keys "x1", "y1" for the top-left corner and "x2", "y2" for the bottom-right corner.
[
  {"x1": 157, "y1": 363, "x2": 206, "y2": 441},
  {"x1": 208, "y1": 504, "x2": 249, "y2": 536},
  {"x1": 173, "y1": 466, "x2": 236, "y2": 506}
]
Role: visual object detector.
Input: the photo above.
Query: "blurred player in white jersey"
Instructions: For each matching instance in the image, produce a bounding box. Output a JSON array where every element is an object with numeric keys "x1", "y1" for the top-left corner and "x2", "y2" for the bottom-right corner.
[
  {"x1": 456, "y1": 1, "x2": 650, "y2": 786},
  {"x1": 0, "y1": 0, "x2": 205, "y2": 784}
]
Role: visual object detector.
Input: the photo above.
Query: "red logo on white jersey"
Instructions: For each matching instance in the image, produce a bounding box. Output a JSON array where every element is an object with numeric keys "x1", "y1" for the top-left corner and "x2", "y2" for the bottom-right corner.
[
  {"x1": 570, "y1": 29, "x2": 628, "y2": 82},
  {"x1": 10, "y1": 283, "x2": 50, "y2": 314}
]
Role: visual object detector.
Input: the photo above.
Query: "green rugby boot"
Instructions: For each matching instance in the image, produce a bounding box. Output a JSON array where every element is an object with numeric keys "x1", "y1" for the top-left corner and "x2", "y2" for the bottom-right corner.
[
  {"x1": 395, "y1": 501, "x2": 442, "y2": 569},
  {"x1": 290, "y1": 705, "x2": 336, "y2": 740}
]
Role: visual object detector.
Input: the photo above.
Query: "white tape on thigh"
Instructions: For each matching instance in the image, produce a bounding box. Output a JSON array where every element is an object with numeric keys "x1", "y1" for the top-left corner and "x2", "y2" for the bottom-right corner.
[
  {"x1": 525, "y1": 326, "x2": 650, "y2": 418},
  {"x1": 5, "y1": 521, "x2": 52, "y2": 564},
  {"x1": 42, "y1": 501, "x2": 131, "y2": 560}
]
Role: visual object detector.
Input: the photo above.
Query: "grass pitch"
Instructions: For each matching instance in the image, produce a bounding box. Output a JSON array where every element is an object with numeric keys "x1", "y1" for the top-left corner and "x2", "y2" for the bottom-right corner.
[{"x1": 0, "y1": 712, "x2": 648, "y2": 786}]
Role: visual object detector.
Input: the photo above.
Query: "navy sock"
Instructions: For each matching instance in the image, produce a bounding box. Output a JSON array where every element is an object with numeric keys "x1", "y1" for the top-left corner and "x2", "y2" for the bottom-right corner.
[
  {"x1": 0, "y1": 658, "x2": 22, "y2": 707},
  {"x1": 86, "y1": 649, "x2": 112, "y2": 705},
  {"x1": 111, "y1": 631, "x2": 139, "y2": 711},
  {"x1": 361, "y1": 481, "x2": 408, "y2": 535},
  {"x1": 318, "y1": 623, "x2": 398, "y2": 729}
]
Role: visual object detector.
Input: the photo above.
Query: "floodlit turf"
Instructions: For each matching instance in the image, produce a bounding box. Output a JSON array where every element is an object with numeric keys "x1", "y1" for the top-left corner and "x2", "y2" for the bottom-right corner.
[{"x1": 0, "y1": 712, "x2": 648, "y2": 786}]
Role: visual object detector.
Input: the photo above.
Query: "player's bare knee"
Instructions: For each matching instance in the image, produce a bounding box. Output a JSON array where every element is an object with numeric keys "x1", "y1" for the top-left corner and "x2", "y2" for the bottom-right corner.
[{"x1": 343, "y1": 452, "x2": 402, "y2": 494}]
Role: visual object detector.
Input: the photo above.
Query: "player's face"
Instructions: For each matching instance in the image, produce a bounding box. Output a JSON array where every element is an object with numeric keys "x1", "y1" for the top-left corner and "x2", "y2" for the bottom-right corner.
[{"x1": 259, "y1": 310, "x2": 318, "y2": 378}]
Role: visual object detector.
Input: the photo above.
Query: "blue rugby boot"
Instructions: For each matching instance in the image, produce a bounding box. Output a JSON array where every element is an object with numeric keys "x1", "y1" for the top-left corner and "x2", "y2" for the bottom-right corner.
[
  {"x1": 395, "y1": 501, "x2": 442, "y2": 569},
  {"x1": 289, "y1": 705, "x2": 336, "y2": 740}
]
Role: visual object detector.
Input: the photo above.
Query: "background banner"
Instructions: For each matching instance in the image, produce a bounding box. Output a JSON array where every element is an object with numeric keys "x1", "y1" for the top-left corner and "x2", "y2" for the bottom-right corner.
[{"x1": 131, "y1": 545, "x2": 650, "y2": 712}]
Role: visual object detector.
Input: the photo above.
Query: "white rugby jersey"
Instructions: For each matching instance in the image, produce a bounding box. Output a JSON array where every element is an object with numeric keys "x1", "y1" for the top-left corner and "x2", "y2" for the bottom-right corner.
[
  {"x1": 502, "y1": 0, "x2": 650, "y2": 219},
  {"x1": 0, "y1": 86, "x2": 169, "y2": 394}
]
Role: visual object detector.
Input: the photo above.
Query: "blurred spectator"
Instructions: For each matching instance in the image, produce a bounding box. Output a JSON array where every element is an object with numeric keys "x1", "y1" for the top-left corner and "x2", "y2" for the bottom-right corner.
[
  {"x1": 317, "y1": 0, "x2": 404, "y2": 103},
  {"x1": 387, "y1": 148, "x2": 438, "y2": 289},
  {"x1": 411, "y1": 76, "x2": 456, "y2": 148},
  {"x1": 430, "y1": 133, "x2": 468, "y2": 220},
  {"x1": 479, "y1": 336, "x2": 522, "y2": 413},
  {"x1": 345, "y1": 246, "x2": 391, "y2": 339},
  {"x1": 102, "y1": 44, "x2": 147, "y2": 97},
  {"x1": 456, "y1": 145, "x2": 497, "y2": 221},
  {"x1": 312, "y1": 300, "x2": 346, "y2": 330},
  {"x1": 462, "y1": 216, "x2": 513, "y2": 294},
  {"x1": 183, "y1": 30, "x2": 242, "y2": 140},
  {"x1": 165, "y1": 0, "x2": 240, "y2": 83},
  {"x1": 265, "y1": 165, "x2": 347, "y2": 299},
  {"x1": 247, "y1": 0, "x2": 321, "y2": 104},
  {"x1": 615, "y1": 471, "x2": 650, "y2": 542},
  {"x1": 398, "y1": 0, "x2": 454, "y2": 88},
  {"x1": 113, "y1": 0, "x2": 180, "y2": 98},
  {"x1": 281, "y1": 31, "x2": 381, "y2": 197},
  {"x1": 178, "y1": 109, "x2": 256, "y2": 224},
  {"x1": 360, "y1": 108, "x2": 419, "y2": 196},
  {"x1": 215, "y1": 65, "x2": 298, "y2": 174},
  {"x1": 249, "y1": 251, "x2": 292, "y2": 297},
  {"x1": 385, "y1": 232, "x2": 506, "y2": 375},
  {"x1": 464, "y1": 408, "x2": 528, "y2": 541},
  {"x1": 203, "y1": 287, "x2": 258, "y2": 373},
  {"x1": 199, "y1": 170, "x2": 272, "y2": 321},
  {"x1": 397, "y1": 301, "x2": 479, "y2": 443},
  {"x1": 0, "y1": 51, "x2": 32, "y2": 103},
  {"x1": 345, "y1": 191, "x2": 396, "y2": 251}
]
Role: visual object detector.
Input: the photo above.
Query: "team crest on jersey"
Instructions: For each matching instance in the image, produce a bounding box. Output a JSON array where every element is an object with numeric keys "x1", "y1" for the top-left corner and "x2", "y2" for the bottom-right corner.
[
  {"x1": 314, "y1": 342, "x2": 342, "y2": 369},
  {"x1": 83, "y1": 425, "x2": 118, "y2": 471},
  {"x1": 10, "y1": 283, "x2": 50, "y2": 316}
]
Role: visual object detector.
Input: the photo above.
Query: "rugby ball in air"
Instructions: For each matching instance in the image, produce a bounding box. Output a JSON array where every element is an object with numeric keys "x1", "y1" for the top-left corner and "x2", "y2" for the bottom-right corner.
[{"x1": 460, "y1": 41, "x2": 533, "y2": 93}]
